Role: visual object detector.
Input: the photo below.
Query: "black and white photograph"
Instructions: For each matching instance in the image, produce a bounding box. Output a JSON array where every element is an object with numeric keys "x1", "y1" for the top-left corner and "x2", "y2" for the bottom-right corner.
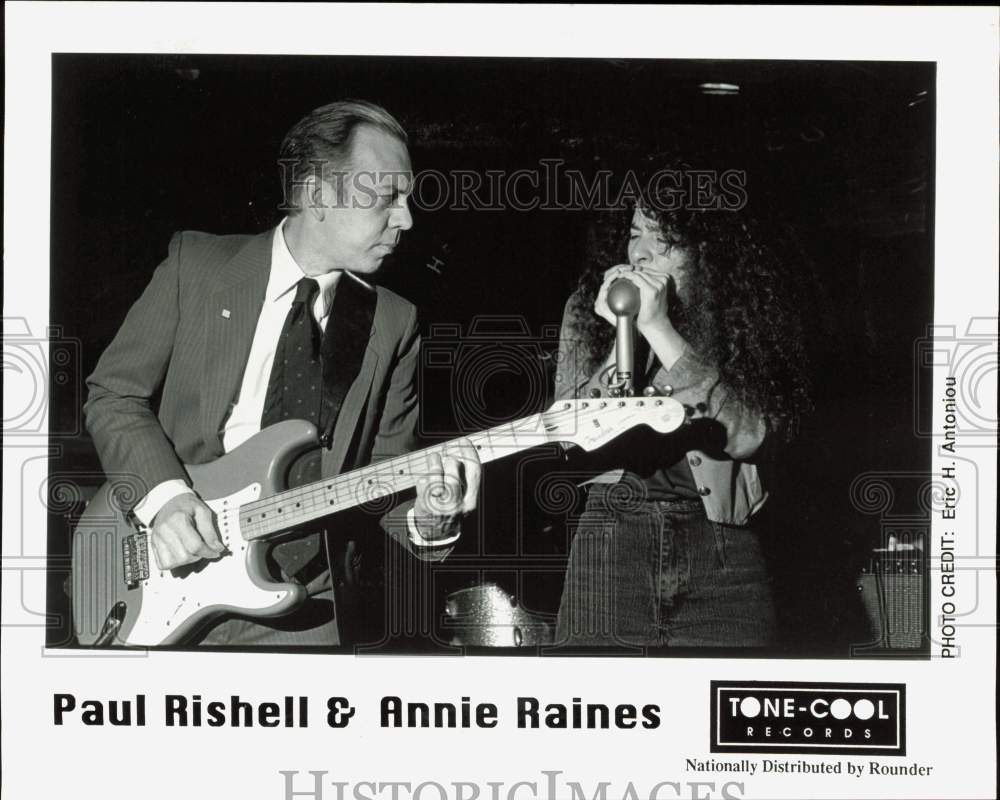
[
  {"x1": 45, "y1": 53, "x2": 939, "y2": 656},
  {"x1": 3, "y1": 5, "x2": 996, "y2": 800}
]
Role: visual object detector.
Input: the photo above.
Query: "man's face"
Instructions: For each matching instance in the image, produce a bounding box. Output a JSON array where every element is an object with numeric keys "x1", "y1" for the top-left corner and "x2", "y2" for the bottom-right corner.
[{"x1": 311, "y1": 124, "x2": 414, "y2": 274}]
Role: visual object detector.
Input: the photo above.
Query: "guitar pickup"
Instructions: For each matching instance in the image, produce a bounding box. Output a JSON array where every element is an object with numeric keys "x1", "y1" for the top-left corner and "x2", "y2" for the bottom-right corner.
[{"x1": 122, "y1": 533, "x2": 150, "y2": 588}]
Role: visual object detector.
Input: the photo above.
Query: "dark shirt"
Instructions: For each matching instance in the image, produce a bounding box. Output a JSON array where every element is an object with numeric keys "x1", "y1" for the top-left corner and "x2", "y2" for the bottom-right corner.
[{"x1": 636, "y1": 458, "x2": 700, "y2": 501}]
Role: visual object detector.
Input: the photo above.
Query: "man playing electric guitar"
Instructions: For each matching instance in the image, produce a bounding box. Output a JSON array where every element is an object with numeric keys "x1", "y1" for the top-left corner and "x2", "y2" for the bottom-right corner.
[{"x1": 82, "y1": 100, "x2": 481, "y2": 647}]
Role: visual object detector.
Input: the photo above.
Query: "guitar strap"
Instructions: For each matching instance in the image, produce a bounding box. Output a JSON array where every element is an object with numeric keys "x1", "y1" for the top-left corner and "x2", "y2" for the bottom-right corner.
[{"x1": 270, "y1": 274, "x2": 377, "y2": 583}]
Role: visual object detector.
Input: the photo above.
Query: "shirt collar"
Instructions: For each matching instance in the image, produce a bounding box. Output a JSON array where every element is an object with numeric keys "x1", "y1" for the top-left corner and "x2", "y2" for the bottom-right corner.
[{"x1": 267, "y1": 217, "x2": 342, "y2": 304}]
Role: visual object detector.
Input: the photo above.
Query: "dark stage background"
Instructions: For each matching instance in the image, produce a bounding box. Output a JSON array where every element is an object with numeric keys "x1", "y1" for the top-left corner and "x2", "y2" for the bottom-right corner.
[{"x1": 47, "y1": 55, "x2": 935, "y2": 654}]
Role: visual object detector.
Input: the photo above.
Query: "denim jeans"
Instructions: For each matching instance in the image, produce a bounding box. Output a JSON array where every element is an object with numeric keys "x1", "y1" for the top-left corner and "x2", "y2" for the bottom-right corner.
[{"x1": 555, "y1": 485, "x2": 776, "y2": 648}]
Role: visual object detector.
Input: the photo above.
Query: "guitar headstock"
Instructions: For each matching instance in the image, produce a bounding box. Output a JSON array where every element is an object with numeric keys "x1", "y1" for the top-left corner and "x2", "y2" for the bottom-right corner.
[{"x1": 541, "y1": 396, "x2": 686, "y2": 451}]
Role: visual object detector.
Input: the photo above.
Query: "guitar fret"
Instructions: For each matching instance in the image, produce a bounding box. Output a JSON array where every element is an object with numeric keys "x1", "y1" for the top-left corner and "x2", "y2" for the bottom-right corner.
[
  {"x1": 242, "y1": 415, "x2": 552, "y2": 539},
  {"x1": 234, "y1": 400, "x2": 675, "y2": 543},
  {"x1": 73, "y1": 398, "x2": 686, "y2": 646}
]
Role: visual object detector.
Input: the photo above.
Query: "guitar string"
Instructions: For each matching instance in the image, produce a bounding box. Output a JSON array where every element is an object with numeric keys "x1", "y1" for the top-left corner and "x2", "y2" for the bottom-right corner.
[
  {"x1": 135, "y1": 400, "x2": 680, "y2": 569},
  {"x1": 236, "y1": 399, "x2": 678, "y2": 541},
  {"x1": 137, "y1": 410, "x2": 565, "y2": 548},
  {"x1": 239, "y1": 408, "x2": 565, "y2": 539}
]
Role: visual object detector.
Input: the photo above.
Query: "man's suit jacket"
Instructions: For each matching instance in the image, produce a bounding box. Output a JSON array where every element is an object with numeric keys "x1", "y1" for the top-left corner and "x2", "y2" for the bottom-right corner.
[{"x1": 84, "y1": 228, "x2": 431, "y2": 557}]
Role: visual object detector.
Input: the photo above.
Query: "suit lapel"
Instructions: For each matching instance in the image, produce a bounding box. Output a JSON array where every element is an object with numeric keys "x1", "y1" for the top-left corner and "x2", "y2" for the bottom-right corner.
[
  {"x1": 200, "y1": 231, "x2": 272, "y2": 454},
  {"x1": 323, "y1": 340, "x2": 379, "y2": 477},
  {"x1": 198, "y1": 229, "x2": 381, "y2": 470},
  {"x1": 318, "y1": 275, "x2": 377, "y2": 441},
  {"x1": 323, "y1": 283, "x2": 380, "y2": 477}
]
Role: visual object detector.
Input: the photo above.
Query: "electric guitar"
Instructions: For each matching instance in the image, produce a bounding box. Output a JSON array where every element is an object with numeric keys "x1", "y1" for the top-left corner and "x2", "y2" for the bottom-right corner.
[{"x1": 71, "y1": 396, "x2": 685, "y2": 646}]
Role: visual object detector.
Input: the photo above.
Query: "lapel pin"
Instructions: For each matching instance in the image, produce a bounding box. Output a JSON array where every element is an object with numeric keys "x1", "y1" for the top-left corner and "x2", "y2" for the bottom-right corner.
[{"x1": 221, "y1": 309, "x2": 232, "y2": 319}]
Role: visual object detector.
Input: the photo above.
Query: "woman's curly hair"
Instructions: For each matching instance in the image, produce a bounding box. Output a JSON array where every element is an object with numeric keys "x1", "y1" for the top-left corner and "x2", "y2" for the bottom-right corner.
[{"x1": 567, "y1": 164, "x2": 813, "y2": 441}]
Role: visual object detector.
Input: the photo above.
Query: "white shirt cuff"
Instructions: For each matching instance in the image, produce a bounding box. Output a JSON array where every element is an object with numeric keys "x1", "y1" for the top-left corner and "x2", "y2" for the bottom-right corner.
[
  {"x1": 406, "y1": 506, "x2": 461, "y2": 548},
  {"x1": 132, "y1": 480, "x2": 195, "y2": 526}
]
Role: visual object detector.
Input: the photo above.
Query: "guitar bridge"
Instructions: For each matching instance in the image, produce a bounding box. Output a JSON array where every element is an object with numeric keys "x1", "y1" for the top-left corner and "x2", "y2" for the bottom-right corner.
[{"x1": 122, "y1": 532, "x2": 150, "y2": 588}]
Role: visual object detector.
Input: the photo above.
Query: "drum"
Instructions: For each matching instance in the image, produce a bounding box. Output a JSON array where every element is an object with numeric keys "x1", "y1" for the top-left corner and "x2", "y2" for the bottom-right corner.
[{"x1": 443, "y1": 583, "x2": 553, "y2": 647}]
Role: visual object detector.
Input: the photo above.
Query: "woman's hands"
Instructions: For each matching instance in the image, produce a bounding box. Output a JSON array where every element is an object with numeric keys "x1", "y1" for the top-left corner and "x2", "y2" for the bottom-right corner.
[
  {"x1": 593, "y1": 264, "x2": 688, "y2": 371},
  {"x1": 593, "y1": 265, "x2": 627, "y2": 326},
  {"x1": 594, "y1": 265, "x2": 673, "y2": 335}
]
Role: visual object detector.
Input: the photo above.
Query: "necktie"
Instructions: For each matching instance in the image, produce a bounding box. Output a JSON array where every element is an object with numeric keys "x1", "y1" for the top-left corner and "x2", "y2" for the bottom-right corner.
[
  {"x1": 261, "y1": 277, "x2": 326, "y2": 579},
  {"x1": 261, "y1": 277, "x2": 323, "y2": 433}
]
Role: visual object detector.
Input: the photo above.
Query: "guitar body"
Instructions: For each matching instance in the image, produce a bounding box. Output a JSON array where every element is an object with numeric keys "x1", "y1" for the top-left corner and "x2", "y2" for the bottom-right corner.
[
  {"x1": 71, "y1": 397, "x2": 687, "y2": 648},
  {"x1": 72, "y1": 420, "x2": 320, "y2": 647}
]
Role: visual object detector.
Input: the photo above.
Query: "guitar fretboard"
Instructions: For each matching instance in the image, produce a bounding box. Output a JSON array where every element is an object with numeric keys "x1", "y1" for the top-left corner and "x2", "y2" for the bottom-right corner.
[{"x1": 238, "y1": 409, "x2": 565, "y2": 541}]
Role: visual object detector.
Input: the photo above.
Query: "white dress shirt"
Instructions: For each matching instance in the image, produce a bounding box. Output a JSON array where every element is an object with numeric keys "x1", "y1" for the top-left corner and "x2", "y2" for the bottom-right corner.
[
  {"x1": 133, "y1": 220, "x2": 453, "y2": 547},
  {"x1": 220, "y1": 218, "x2": 343, "y2": 453}
]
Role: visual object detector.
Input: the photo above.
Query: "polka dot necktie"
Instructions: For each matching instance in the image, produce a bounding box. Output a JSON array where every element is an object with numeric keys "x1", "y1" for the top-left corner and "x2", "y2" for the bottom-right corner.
[
  {"x1": 261, "y1": 277, "x2": 323, "y2": 435},
  {"x1": 261, "y1": 277, "x2": 326, "y2": 578}
]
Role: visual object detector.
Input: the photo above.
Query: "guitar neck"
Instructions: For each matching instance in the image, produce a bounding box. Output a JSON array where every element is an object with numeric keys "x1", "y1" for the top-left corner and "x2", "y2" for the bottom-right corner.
[{"x1": 238, "y1": 411, "x2": 560, "y2": 541}]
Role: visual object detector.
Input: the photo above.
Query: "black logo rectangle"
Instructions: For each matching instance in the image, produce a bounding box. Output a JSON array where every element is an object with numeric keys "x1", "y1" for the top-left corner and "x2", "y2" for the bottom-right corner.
[{"x1": 711, "y1": 681, "x2": 906, "y2": 756}]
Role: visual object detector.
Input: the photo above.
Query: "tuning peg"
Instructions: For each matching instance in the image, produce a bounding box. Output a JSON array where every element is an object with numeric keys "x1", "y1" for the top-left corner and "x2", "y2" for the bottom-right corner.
[
  {"x1": 642, "y1": 386, "x2": 659, "y2": 397},
  {"x1": 589, "y1": 388, "x2": 603, "y2": 399}
]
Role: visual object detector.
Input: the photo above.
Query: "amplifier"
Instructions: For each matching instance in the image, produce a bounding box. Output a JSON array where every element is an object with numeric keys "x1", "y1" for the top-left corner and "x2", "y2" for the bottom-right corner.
[{"x1": 857, "y1": 547, "x2": 925, "y2": 650}]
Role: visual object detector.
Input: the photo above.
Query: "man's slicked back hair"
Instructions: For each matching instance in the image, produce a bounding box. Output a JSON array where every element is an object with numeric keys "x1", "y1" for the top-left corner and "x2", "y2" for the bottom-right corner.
[{"x1": 279, "y1": 99, "x2": 409, "y2": 213}]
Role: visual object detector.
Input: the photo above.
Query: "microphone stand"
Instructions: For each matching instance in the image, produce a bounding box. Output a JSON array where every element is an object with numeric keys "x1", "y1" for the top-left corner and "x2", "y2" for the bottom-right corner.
[{"x1": 606, "y1": 278, "x2": 641, "y2": 397}]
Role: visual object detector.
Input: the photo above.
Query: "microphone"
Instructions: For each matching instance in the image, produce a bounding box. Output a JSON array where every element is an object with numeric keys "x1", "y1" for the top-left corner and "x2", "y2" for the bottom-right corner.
[{"x1": 606, "y1": 278, "x2": 641, "y2": 396}]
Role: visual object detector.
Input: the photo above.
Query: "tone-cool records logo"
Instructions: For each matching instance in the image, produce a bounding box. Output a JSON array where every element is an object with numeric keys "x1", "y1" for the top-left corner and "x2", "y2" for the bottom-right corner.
[{"x1": 710, "y1": 682, "x2": 905, "y2": 756}]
